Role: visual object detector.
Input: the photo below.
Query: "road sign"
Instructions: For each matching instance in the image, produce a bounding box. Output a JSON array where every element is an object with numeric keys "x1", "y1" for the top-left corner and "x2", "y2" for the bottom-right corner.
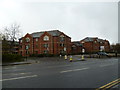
[
  {"x1": 64, "y1": 47, "x2": 66, "y2": 51},
  {"x1": 82, "y1": 49, "x2": 85, "y2": 53}
]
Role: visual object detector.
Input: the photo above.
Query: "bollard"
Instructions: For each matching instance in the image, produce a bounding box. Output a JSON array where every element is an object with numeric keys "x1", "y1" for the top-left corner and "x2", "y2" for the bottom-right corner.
[
  {"x1": 60, "y1": 54, "x2": 62, "y2": 58},
  {"x1": 69, "y1": 56, "x2": 72, "y2": 62},
  {"x1": 81, "y1": 55, "x2": 85, "y2": 61},
  {"x1": 64, "y1": 55, "x2": 67, "y2": 60}
]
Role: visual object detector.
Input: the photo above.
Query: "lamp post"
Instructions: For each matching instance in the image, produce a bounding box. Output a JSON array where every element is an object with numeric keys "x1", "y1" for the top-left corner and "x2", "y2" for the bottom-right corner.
[{"x1": 26, "y1": 45, "x2": 29, "y2": 61}]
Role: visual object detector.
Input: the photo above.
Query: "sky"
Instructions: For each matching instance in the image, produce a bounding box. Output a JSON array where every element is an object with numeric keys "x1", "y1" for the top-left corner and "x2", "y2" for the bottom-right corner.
[{"x1": 0, "y1": 0, "x2": 119, "y2": 44}]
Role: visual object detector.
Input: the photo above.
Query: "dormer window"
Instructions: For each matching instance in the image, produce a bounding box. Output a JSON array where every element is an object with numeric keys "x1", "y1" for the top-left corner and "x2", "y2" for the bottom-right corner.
[
  {"x1": 43, "y1": 35, "x2": 49, "y2": 41},
  {"x1": 26, "y1": 37, "x2": 30, "y2": 42}
]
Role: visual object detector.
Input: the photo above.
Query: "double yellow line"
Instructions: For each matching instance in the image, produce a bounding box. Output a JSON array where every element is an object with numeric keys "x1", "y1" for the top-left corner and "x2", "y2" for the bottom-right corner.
[{"x1": 96, "y1": 78, "x2": 120, "y2": 90}]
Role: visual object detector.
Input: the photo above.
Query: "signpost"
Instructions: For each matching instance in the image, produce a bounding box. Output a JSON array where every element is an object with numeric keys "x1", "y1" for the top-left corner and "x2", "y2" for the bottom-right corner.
[
  {"x1": 82, "y1": 48, "x2": 85, "y2": 53},
  {"x1": 64, "y1": 47, "x2": 66, "y2": 52},
  {"x1": 100, "y1": 46, "x2": 104, "y2": 52},
  {"x1": 64, "y1": 47, "x2": 67, "y2": 60},
  {"x1": 81, "y1": 48, "x2": 85, "y2": 61}
]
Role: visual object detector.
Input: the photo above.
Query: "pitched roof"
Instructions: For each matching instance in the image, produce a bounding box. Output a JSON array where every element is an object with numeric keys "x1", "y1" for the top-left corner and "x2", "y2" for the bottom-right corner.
[
  {"x1": 80, "y1": 37, "x2": 106, "y2": 43},
  {"x1": 83, "y1": 37, "x2": 97, "y2": 42},
  {"x1": 72, "y1": 41, "x2": 83, "y2": 47},
  {"x1": 30, "y1": 30, "x2": 70, "y2": 38},
  {"x1": 48, "y1": 30, "x2": 61, "y2": 36},
  {"x1": 31, "y1": 30, "x2": 60, "y2": 37},
  {"x1": 31, "y1": 32, "x2": 44, "y2": 38}
]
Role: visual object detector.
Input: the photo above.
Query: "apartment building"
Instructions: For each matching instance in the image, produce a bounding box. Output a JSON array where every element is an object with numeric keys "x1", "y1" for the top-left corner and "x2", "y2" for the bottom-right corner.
[
  {"x1": 71, "y1": 41, "x2": 83, "y2": 54},
  {"x1": 80, "y1": 37, "x2": 110, "y2": 53},
  {"x1": 19, "y1": 30, "x2": 71, "y2": 56}
]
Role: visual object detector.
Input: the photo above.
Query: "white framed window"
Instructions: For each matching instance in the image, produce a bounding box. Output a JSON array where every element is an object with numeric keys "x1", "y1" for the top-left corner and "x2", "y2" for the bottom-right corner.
[
  {"x1": 60, "y1": 43, "x2": 64, "y2": 47},
  {"x1": 43, "y1": 44, "x2": 49, "y2": 48},
  {"x1": 81, "y1": 41, "x2": 84, "y2": 44},
  {"x1": 26, "y1": 45, "x2": 29, "y2": 50},
  {"x1": 43, "y1": 35, "x2": 49, "y2": 41},
  {"x1": 36, "y1": 38, "x2": 38, "y2": 42},
  {"x1": 94, "y1": 41, "x2": 97, "y2": 43},
  {"x1": 72, "y1": 45, "x2": 76, "y2": 48},
  {"x1": 25, "y1": 45, "x2": 30, "y2": 50},
  {"x1": 26, "y1": 37, "x2": 30, "y2": 42},
  {"x1": 20, "y1": 40, "x2": 22, "y2": 43},
  {"x1": 60, "y1": 35, "x2": 65, "y2": 41}
]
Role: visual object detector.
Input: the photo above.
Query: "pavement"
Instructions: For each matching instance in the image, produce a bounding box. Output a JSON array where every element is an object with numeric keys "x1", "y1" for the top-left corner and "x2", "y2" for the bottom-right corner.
[
  {"x1": 1, "y1": 58, "x2": 38, "y2": 66},
  {"x1": 1, "y1": 57, "x2": 120, "y2": 89},
  {"x1": 1, "y1": 55, "x2": 115, "y2": 66}
]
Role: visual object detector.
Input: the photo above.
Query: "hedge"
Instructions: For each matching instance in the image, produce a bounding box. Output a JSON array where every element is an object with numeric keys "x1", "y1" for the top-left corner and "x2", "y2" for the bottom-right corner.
[
  {"x1": 30, "y1": 54, "x2": 58, "y2": 57},
  {"x1": 2, "y1": 54, "x2": 24, "y2": 63}
]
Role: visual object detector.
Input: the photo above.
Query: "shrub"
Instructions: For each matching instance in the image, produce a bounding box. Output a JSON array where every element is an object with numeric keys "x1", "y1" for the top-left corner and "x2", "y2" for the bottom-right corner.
[
  {"x1": 37, "y1": 54, "x2": 44, "y2": 57},
  {"x1": 30, "y1": 54, "x2": 58, "y2": 57},
  {"x1": 30, "y1": 54, "x2": 38, "y2": 57},
  {"x1": 2, "y1": 54, "x2": 24, "y2": 63}
]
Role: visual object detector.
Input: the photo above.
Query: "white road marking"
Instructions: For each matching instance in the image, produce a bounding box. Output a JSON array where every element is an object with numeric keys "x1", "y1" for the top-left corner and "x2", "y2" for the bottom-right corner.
[
  {"x1": 3, "y1": 68, "x2": 25, "y2": 71},
  {"x1": 3, "y1": 67, "x2": 17, "y2": 70},
  {"x1": 3, "y1": 72, "x2": 31, "y2": 76},
  {"x1": 0, "y1": 75, "x2": 38, "y2": 81},
  {"x1": 100, "y1": 64, "x2": 116, "y2": 67},
  {"x1": 47, "y1": 65, "x2": 71, "y2": 68},
  {"x1": 60, "y1": 67, "x2": 89, "y2": 73}
]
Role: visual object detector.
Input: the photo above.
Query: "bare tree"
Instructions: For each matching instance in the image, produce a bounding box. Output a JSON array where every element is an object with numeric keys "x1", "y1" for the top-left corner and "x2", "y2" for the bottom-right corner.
[
  {"x1": 110, "y1": 43, "x2": 120, "y2": 54},
  {"x1": 2, "y1": 23, "x2": 22, "y2": 41},
  {"x1": 1, "y1": 23, "x2": 22, "y2": 54}
]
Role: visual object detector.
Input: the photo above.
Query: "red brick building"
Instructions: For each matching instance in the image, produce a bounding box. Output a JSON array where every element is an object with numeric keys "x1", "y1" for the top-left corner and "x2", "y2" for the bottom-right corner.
[
  {"x1": 80, "y1": 37, "x2": 110, "y2": 53},
  {"x1": 19, "y1": 30, "x2": 71, "y2": 56},
  {"x1": 71, "y1": 41, "x2": 83, "y2": 54}
]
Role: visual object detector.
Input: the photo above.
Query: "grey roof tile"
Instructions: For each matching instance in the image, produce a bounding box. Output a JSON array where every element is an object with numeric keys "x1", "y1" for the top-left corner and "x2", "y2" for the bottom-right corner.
[
  {"x1": 31, "y1": 30, "x2": 61, "y2": 37},
  {"x1": 81, "y1": 37, "x2": 106, "y2": 43},
  {"x1": 47, "y1": 30, "x2": 61, "y2": 36},
  {"x1": 31, "y1": 32, "x2": 44, "y2": 37}
]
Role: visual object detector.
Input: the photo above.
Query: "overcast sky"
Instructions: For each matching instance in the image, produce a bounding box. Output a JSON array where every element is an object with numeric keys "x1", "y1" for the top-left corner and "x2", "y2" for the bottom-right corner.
[{"x1": 0, "y1": 0, "x2": 118, "y2": 44}]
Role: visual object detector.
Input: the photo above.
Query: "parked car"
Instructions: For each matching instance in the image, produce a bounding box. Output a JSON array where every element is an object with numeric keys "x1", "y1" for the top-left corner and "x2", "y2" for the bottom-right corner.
[{"x1": 97, "y1": 52, "x2": 109, "y2": 56}]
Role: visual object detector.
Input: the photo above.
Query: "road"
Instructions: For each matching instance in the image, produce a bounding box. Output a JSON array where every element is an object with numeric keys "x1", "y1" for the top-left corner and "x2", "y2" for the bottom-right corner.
[{"x1": 2, "y1": 57, "x2": 120, "y2": 89}]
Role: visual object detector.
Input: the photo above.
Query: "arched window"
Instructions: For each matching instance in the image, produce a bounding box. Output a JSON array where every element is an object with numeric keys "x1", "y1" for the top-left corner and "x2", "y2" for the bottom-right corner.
[
  {"x1": 26, "y1": 37, "x2": 30, "y2": 42},
  {"x1": 43, "y1": 35, "x2": 49, "y2": 41}
]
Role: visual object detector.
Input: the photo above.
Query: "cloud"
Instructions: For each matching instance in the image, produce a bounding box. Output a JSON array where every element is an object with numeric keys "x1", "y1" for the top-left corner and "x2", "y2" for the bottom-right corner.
[{"x1": 0, "y1": 2, "x2": 118, "y2": 44}]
